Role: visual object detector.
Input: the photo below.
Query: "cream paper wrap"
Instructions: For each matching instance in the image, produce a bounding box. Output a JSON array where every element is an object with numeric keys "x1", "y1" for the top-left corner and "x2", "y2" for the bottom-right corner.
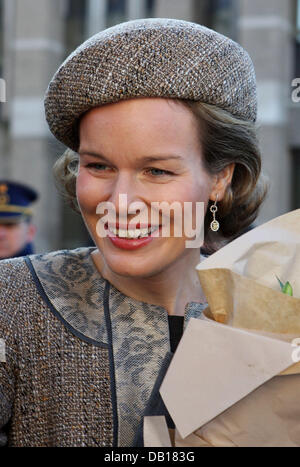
[
  {"x1": 144, "y1": 209, "x2": 300, "y2": 447},
  {"x1": 197, "y1": 209, "x2": 300, "y2": 333}
]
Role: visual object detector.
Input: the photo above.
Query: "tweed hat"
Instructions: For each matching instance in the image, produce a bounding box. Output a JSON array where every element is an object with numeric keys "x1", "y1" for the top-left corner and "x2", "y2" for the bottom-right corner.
[{"x1": 45, "y1": 18, "x2": 257, "y2": 151}]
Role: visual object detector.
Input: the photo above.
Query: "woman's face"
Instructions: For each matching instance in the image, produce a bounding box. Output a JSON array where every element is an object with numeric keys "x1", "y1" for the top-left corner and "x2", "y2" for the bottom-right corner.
[{"x1": 77, "y1": 98, "x2": 220, "y2": 278}]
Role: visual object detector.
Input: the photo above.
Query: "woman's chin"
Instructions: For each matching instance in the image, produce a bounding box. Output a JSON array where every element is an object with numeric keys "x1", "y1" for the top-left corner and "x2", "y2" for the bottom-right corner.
[
  {"x1": 94, "y1": 236, "x2": 186, "y2": 279},
  {"x1": 104, "y1": 259, "x2": 158, "y2": 279}
]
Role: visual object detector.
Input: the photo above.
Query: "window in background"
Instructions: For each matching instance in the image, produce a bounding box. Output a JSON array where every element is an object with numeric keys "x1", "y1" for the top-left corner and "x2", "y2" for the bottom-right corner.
[
  {"x1": 107, "y1": 0, "x2": 126, "y2": 27},
  {"x1": 65, "y1": 0, "x2": 88, "y2": 56},
  {"x1": 195, "y1": 0, "x2": 237, "y2": 40},
  {"x1": 85, "y1": 0, "x2": 155, "y2": 38},
  {"x1": 146, "y1": 0, "x2": 155, "y2": 16}
]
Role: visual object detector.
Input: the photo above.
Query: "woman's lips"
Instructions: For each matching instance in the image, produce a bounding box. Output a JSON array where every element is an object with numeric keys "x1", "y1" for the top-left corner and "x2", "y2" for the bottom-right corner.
[{"x1": 106, "y1": 224, "x2": 162, "y2": 250}]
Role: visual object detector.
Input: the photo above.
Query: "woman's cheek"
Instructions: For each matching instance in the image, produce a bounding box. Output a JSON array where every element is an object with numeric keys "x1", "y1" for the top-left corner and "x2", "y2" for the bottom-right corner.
[{"x1": 76, "y1": 171, "x2": 98, "y2": 213}]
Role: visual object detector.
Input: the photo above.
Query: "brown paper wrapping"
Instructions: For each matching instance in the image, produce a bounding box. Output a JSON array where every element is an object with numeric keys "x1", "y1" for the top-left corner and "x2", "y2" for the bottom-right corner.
[
  {"x1": 198, "y1": 268, "x2": 300, "y2": 333},
  {"x1": 145, "y1": 210, "x2": 300, "y2": 447},
  {"x1": 174, "y1": 373, "x2": 300, "y2": 447}
]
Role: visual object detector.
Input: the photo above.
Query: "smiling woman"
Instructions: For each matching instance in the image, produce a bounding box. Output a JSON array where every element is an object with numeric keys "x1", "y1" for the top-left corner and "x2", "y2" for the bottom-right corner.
[{"x1": 0, "y1": 18, "x2": 267, "y2": 447}]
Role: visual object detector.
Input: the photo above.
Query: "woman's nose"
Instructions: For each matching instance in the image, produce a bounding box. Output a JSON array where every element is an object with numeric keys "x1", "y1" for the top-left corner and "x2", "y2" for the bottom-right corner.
[
  {"x1": 109, "y1": 173, "x2": 143, "y2": 214},
  {"x1": 107, "y1": 173, "x2": 151, "y2": 226}
]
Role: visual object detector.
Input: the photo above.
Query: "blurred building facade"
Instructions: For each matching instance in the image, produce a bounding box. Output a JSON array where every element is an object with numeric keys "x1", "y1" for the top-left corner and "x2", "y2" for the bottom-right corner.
[{"x1": 0, "y1": 0, "x2": 299, "y2": 253}]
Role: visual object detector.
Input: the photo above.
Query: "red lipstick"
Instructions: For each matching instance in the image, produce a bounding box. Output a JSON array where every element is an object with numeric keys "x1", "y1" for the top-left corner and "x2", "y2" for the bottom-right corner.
[{"x1": 106, "y1": 224, "x2": 161, "y2": 250}]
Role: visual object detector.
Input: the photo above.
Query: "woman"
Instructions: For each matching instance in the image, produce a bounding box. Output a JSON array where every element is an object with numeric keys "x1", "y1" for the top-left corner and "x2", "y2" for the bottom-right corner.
[{"x1": 0, "y1": 18, "x2": 267, "y2": 447}]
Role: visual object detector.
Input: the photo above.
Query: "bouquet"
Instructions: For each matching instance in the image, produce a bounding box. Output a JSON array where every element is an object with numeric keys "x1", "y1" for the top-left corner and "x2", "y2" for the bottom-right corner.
[{"x1": 144, "y1": 209, "x2": 300, "y2": 447}]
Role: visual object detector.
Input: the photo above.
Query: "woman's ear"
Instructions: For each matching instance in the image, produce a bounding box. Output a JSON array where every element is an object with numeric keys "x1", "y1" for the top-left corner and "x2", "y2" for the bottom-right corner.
[{"x1": 210, "y1": 163, "x2": 235, "y2": 201}]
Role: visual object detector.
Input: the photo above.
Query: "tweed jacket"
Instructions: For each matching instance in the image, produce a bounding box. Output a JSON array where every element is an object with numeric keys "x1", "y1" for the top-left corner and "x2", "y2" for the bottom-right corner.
[{"x1": 0, "y1": 247, "x2": 206, "y2": 447}]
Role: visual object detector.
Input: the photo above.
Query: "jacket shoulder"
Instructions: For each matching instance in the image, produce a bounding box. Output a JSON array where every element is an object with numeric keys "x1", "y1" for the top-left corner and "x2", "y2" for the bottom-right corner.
[
  {"x1": 0, "y1": 250, "x2": 81, "y2": 321},
  {"x1": 0, "y1": 255, "x2": 31, "y2": 291}
]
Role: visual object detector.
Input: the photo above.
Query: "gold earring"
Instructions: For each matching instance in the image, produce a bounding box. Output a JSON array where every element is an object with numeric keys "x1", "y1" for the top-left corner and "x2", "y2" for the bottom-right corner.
[{"x1": 210, "y1": 195, "x2": 219, "y2": 232}]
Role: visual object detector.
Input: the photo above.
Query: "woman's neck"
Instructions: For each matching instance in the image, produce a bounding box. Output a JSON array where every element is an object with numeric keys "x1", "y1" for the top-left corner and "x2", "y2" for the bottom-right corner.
[{"x1": 91, "y1": 249, "x2": 206, "y2": 316}]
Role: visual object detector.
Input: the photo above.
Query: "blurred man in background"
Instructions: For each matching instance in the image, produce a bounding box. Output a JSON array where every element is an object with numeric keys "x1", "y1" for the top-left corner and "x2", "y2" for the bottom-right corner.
[{"x1": 0, "y1": 181, "x2": 38, "y2": 259}]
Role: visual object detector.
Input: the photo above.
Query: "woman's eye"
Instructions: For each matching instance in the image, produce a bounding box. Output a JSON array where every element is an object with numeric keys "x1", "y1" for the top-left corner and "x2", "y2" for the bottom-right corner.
[
  {"x1": 147, "y1": 168, "x2": 173, "y2": 177},
  {"x1": 86, "y1": 163, "x2": 110, "y2": 171}
]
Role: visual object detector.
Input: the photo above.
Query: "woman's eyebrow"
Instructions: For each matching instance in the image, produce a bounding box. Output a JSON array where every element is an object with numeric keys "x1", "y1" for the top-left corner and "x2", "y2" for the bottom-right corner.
[
  {"x1": 139, "y1": 154, "x2": 183, "y2": 163},
  {"x1": 78, "y1": 151, "x2": 183, "y2": 163},
  {"x1": 78, "y1": 151, "x2": 110, "y2": 163}
]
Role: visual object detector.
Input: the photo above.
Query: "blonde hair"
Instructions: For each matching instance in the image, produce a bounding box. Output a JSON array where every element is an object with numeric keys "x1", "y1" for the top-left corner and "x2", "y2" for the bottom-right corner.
[{"x1": 181, "y1": 101, "x2": 268, "y2": 252}]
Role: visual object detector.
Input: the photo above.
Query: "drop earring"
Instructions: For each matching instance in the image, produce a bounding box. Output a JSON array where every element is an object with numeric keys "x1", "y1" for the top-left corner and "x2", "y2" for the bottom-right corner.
[{"x1": 210, "y1": 195, "x2": 219, "y2": 232}]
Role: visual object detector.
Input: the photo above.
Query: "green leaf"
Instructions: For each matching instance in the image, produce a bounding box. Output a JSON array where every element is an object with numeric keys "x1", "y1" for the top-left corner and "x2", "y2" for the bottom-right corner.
[
  {"x1": 282, "y1": 281, "x2": 293, "y2": 296},
  {"x1": 276, "y1": 276, "x2": 293, "y2": 296}
]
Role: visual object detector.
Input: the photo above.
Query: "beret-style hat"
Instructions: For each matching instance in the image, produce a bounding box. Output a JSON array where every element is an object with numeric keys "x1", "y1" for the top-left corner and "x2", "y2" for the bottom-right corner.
[{"x1": 44, "y1": 18, "x2": 257, "y2": 151}]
